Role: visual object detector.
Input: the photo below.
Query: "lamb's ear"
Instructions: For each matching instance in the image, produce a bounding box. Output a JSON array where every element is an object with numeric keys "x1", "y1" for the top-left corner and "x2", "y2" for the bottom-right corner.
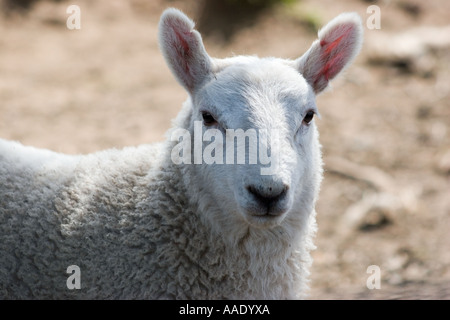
[
  {"x1": 159, "y1": 8, "x2": 213, "y2": 93},
  {"x1": 296, "y1": 12, "x2": 363, "y2": 94}
]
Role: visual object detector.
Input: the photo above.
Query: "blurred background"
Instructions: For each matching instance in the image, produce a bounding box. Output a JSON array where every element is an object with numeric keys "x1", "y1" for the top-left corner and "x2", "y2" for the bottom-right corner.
[{"x1": 0, "y1": 0, "x2": 448, "y2": 299}]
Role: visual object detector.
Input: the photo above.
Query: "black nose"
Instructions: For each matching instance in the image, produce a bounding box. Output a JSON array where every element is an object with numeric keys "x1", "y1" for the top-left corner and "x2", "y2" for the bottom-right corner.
[{"x1": 246, "y1": 184, "x2": 288, "y2": 208}]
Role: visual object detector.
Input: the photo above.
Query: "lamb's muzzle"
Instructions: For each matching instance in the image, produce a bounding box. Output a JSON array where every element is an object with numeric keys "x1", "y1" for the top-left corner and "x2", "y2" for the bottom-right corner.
[{"x1": 246, "y1": 184, "x2": 289, "y2": 214}]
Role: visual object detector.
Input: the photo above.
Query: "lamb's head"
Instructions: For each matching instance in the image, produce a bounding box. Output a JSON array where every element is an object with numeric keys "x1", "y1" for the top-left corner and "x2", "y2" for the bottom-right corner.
[{"x1": 159, "y1": 8, "x2": 362, "y2": 229}]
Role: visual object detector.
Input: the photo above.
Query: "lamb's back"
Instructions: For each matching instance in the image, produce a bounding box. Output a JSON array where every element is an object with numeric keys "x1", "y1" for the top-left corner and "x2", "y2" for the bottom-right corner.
[{"x1": 0, "y1": 140, "x2": 177, "y2": 298}]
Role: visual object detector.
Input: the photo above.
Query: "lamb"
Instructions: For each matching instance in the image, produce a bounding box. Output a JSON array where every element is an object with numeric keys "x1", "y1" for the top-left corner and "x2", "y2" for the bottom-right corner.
[{"x1": 0, "y1": 8, "x2": 362, "y2": 299}]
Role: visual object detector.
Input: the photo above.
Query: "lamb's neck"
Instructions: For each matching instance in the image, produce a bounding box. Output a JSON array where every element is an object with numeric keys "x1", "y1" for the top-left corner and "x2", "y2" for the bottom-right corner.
[
  {"x1": 220, "y1": 221, "x2": 312, "y2": 299},
  {"x1": 169, "y1": 159, "x2": 314, "y2": 299}
]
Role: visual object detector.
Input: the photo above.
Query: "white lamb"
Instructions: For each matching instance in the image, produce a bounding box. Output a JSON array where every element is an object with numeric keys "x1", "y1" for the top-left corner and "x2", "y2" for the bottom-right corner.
[{"x1": 0, "y1": 8, "x2": 362, "y2": 299}]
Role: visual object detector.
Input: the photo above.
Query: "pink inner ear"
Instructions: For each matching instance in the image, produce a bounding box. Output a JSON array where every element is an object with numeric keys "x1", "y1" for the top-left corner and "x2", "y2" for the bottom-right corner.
[
  {"x1": 174, "y1": 29, "x2": 191, "y2": 58},
  {"x1": 315, "y1": 24, "x2": 355, "y2": 85},
  {"x1": 320, "y1": 34, "x2": 344, "y2": 55},
  {"x1": 173, "y1": 29, "x2": 192, "y2": 75}
]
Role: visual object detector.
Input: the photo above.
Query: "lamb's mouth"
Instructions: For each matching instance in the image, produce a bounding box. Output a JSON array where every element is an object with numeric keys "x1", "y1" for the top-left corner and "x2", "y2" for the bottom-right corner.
[
  {"x1": 242, "y1": 207, "x2": 288, "y2": 228},
  {"x1": 235, "y1": 183, "x2": 291, "y2": 227}
]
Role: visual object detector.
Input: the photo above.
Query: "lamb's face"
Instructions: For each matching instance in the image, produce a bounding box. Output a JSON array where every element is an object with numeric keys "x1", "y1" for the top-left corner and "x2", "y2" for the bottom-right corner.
[
  {"x1": 159, "y1": 8, "x2": 362, "y2": 229},
  {"x1": 191, "y1": 58, "x2": 319, "y2": 228}
]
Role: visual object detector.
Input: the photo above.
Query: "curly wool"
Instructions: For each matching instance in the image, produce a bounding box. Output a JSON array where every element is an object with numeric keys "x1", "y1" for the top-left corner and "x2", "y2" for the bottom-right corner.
[
  {"x1": 0, "y1": 7, "x2": 362, "y2": 299},
  {"x1": 0, "y1": 128, "x2": 316, "y2": 299}
]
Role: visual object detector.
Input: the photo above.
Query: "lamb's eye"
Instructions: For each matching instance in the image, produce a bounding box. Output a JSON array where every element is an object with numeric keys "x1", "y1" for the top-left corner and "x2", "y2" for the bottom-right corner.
[
  {"x1": 202, "y1": 112, "x2": 217, "y2": 126},
  {"x1": 303, "y1": 110, "x2": 315, "y2": 124}
]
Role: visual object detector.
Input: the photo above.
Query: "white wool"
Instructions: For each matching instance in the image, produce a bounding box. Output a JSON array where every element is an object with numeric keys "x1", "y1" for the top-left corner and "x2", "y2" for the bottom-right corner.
[{"x1": 0, "y1": 8, "x2": 362, "y2": 299}]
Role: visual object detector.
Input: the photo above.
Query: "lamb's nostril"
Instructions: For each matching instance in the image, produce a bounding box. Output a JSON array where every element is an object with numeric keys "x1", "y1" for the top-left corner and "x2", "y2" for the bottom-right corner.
[{"x1": 246, "y1": 184, "x2": 288, "y2": 206}]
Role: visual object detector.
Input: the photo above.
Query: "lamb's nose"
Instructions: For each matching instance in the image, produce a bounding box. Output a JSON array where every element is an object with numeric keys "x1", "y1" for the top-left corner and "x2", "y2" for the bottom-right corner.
[{"x1": 246, "y1": 184, "x2": 288, "y2": 208}]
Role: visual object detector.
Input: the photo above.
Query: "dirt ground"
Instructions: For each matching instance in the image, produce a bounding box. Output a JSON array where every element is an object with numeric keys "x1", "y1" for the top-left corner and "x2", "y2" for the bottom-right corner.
[{"x1": 0, "y1": 0, "x2": 449, "y2": 299}]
